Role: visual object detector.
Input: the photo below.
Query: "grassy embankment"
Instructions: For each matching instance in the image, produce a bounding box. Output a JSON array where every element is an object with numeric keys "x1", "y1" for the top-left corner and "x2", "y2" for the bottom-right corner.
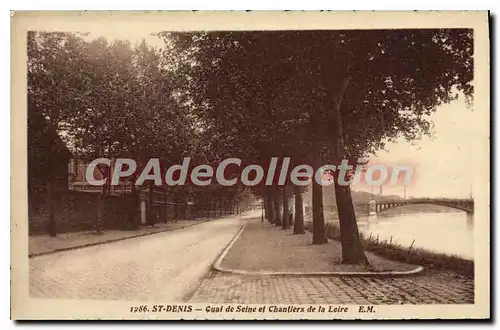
[{"x1": 304, "y1": 207, "x2": 474, "y2": 276}]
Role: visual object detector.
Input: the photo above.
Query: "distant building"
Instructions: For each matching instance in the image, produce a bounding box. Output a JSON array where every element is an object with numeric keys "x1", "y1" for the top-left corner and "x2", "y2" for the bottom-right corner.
[{"x1": 68, "y1": 158, "x2": 133, "y2": 195}]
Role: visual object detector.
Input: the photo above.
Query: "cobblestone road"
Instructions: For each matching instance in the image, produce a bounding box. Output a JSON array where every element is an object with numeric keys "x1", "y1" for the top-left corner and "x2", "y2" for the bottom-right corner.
[
  {"x1": 190, "y1": 270, "x2": 474, "y2": 304},
  {"x1": 30, "y1": 215, "x2": 247, "y2": 301}
]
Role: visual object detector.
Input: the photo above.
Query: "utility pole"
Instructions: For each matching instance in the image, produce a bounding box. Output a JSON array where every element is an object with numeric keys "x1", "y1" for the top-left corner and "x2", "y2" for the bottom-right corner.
[{"x1": 404, "y1": 185, "x2": 407, "y2": 200}]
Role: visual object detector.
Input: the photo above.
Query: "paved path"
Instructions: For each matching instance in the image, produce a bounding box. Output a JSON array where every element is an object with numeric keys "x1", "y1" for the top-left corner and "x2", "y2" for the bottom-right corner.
[
  {"x1": 30, "y1": 214, "x2": 250, "y2": 302},
  {"x1": 190, "y1": 271, "x2": 474, "y2": 304},
  {"x1": 219, "y1": 217, "x2": 417, "y2": 273}
]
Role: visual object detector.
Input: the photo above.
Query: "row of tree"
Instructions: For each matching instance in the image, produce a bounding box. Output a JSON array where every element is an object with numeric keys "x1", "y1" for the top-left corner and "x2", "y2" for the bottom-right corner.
[
  {"x1": 28, "y1": 29, "x2": 473, "y2": 264},
  {"x1": 162, "y1": 29, "x2": 473, "y2": 264},
  {"x1": 27, "y1": 32, "x2": 252, "y2": 234}
]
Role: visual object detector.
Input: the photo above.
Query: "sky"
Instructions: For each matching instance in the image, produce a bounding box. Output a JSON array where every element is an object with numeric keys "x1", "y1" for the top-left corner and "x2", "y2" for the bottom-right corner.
[
  {"x1": 86, "y1": 31, "x2": 478, "y2": 199},
  {"x1": 356, "y1": 99, "x2": 478, "y2": 199}
]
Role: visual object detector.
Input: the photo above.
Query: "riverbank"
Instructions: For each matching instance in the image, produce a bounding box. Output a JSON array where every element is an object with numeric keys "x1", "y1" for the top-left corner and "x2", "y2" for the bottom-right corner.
[
  {"x1": 304, "y1": 221, "x2": 474, "y2": 276},
  {"x1": 325, "y1": 204, "x2": 465, "y2": 221},
  {"x1": 191, "y1": 217, "x2": 474, "y2": 305}
]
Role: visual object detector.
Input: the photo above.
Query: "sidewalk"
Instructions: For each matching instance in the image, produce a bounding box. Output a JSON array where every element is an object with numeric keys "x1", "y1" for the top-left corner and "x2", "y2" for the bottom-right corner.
[
  {"x1": 189, "y1": 217, "x2": 474, "y2": 304},
  {"x1": 219, "y1": 217, "x2": 417, "y2": 273},
  {"x1": 29, "y1": 218, "x2": 214, "y2": 257}
]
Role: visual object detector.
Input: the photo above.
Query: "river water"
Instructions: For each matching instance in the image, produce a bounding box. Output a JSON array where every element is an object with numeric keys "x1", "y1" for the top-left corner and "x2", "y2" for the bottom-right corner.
[{"x1": 357, "y1": 212, "x2": 474, "y2": 260}]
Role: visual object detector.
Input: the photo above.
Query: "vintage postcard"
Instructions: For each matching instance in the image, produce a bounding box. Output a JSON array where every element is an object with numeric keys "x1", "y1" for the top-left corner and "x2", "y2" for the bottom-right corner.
[{"x1": 11, "y1": 11, "x2": 490, "y2": 320}]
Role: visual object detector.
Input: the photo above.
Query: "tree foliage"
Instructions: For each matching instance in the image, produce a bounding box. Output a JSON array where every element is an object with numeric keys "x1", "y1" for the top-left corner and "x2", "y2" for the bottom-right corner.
[
  {"x1": 28, "y1": 29, "x2": 473, "y2": 254},
  {"x1": 162, "y1": 29, "x2": 473, "y2": 263}
]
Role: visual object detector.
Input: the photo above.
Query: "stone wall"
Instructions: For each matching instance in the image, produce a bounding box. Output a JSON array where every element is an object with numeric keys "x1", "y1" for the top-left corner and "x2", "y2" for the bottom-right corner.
[{"x1": 28, "y1": 190, "x2": 139, "y2": 235}]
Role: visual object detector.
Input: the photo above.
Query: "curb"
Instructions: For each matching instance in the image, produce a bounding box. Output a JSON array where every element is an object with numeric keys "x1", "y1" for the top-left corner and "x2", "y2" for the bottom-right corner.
[
  {"x1": 212, "y1": 221, "x2": 425, "y2": 278},
  {"x1": 29, "y1": 218, "x2": 216, "y2": 258},
  {"x1": 212, "y1": 219, "x2": 248, "y2": 272}
]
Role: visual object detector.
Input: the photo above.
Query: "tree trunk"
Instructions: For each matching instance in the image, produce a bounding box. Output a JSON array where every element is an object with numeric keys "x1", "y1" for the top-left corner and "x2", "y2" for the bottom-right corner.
[
  {"x1": 334, "y1": 181, "x2": 368, "y2": 264},
  {"x1": 95, "y1": 184, "x2": 105, "y2": 233},
  {"x1": 282, "y1": 186, "x2": 290, "y2": 229},
  {"x1": 264, "y1": 189, "x2": 274, "y2": 223},
  {"x1": 127, "y1": 184, "x2": 139, "y2": 230},
  {"x1": 273, "y1": 189, "x2": 282, "y2": 226},
  {"x1": 331, "y1": 71, "x2": 368, "y2": 264},
  {"x1": 164, "y1": 189, "x2": 168, "y2": 224},
  {"x1": 312, "y1": 179, "x2": 327, "y2": 244},
  {"x1": 268, "y1": 198, "x2": 276, "y2": 224},
  {"x1": 96, "y1": 194, "x2": 104, "y2": 233},
  {"x1": 262, "y1": 195, "x2": 267, "y2": 221},
  {"x1": 47, "y1": 179, "x2": 57, "y2": 236},
  {"x1": 293, "y1": 185, "x2": 305, "y2": 234}
]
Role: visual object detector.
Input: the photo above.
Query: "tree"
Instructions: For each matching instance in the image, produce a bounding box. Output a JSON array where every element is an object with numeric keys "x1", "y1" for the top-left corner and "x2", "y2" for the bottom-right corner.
[
  {"x1": 28, "y1": 32, "x2": 196, "y2": 233},
  {"x1": 162, "y1": 31, "x2": 315, "y2": 230},
  {"x1": 317, "y1": 30, "x2": 473, "y2": 263},
  {"x1": 161, "y1": 30, "x2": 473, "y2": 264},
  {"x1": 281, "y1": 185, "x2": 290, "y2": 230},
  {"x1": 293, "y1": 185, "x2": 305, "y2": 234}
]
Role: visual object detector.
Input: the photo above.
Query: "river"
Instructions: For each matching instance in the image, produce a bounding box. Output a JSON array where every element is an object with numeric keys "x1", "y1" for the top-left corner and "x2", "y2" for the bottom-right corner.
[{"x1": 357, "y1": 212, "x2": 474, "y2": 260}]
